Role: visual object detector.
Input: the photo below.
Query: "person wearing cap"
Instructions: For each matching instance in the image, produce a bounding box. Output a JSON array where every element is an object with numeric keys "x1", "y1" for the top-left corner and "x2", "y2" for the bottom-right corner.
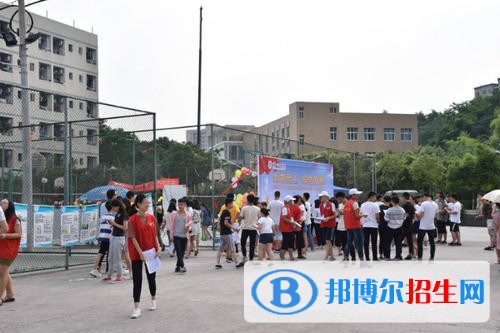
[
  {"x1": 319, "y1": 191, "x2": 336, "y2": 261},
  {"x1": 279, "y1": 195, "x2": 301, "y2": 260},
  {"x1": 343, "y1": 188, "x2": 366, "y2": 261},
  {"x1": 292, "y1": 195, "x2": 306, "y2": 259}
]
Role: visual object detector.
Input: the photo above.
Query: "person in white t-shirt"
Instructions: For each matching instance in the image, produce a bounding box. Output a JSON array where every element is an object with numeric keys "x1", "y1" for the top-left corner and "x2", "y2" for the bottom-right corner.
[
  {"x1": 253, "y1": 208, "x2": 275, "y2": 260},
  {"x1": 238, "y1": 194, "x2": 260, "y2": 261},
  {"x1": 303, "y1": 193, "x2": 314, "y2": 253},
  {"x1": 360, "y1": 192, "x2": 380, "y2": 261},
  {"x1": 445, "y1": 194, "x2": 462, "y2": 246},
  {"x1": 268, "y1": 191, "x2": 284, "y2": 251},
  {"x1": 418, "y1": 193, "x2": 438, "y2": 260}
]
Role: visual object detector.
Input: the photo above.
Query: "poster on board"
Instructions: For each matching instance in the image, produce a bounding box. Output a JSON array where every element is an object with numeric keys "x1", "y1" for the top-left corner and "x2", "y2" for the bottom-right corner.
[
  {"x1": 34, "y1": 205, "x2": 54, "y2": 247},
  {"x1": 81, "y1": 204, "x2": 99, "y2": 243},
  {"x1": 14, "y1": 203, "x2": 28, "y2": 248},
  {"x1": 60, "y1": 206, "x2": 80, "y2": 246}
]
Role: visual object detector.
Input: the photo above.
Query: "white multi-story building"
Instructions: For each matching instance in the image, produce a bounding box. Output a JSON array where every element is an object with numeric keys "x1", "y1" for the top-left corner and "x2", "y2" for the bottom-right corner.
[
  {"x1": 0, "y1": 3, "x2": 98, "y2": 171},
  {"x1": 474, "y1": 78, "x2": 499, "y2": 98}
]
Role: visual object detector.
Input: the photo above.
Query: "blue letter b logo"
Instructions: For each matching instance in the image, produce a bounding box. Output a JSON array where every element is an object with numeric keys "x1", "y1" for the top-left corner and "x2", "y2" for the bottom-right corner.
[{"x1": 270, "y1": 277, "x2": 301, "y2": 308}]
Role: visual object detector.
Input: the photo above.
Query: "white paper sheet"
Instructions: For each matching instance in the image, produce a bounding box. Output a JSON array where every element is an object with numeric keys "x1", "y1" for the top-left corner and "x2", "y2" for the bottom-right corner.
[{"x1": 143, "y1": 248, "x2": 162, "y2": 273}]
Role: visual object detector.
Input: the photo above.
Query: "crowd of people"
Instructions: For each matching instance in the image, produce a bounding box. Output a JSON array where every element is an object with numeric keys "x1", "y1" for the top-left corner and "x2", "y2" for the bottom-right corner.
[{"x1": 2, "y1": 186, "x2": 498, "y2": 317}]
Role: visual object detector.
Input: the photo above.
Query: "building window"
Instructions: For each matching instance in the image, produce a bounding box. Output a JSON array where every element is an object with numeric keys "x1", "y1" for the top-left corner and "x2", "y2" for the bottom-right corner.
[
  {"x1": 286, "y1": 126, "x2": 290, "y2": 138},
  {"x1": 299, "y1": 134, "x2": 305, "y2": 145},
  {"x1": 69, "y1": 72, "x2": 73, "y2": 80},
  {"x1": 87, "y1": 156, "x2": 97, "y2": 170},
  {"x1": 364, "y1": 127, "x2": 375, "y2": 141},
  {"x1": 68, "y1": 100, "x2": 73, "y2": 108},
  {"x1": 53, "y1": 124, "x2": 65, "y2": 141},
  {"x1": 87, "y1": 129, "x2": 97, "y2": 145},
  {"x1": 0, "y1": 117, "x2": 13, "y2": 136},
  {"x1": 17, "y1": 153, "x2": 22, "y2": 162},
  {"x1": 329, "y1": 106, "x2": 337, "y2": 114},
  {"x1": 347, "y1": 127, "x2": 358, "y2": 141},
  {"x1": 39, "y1": 92, "x2": 52, "y2": 111},
  {"x1": 53, "y1": 95, "x2": 66, "y2": 113},
  {"x1": 39, "y1": 62, "x2": 51, "y2": 81},
  {"x1": 298, "y1": 106, "x2": 304, "y2": 119},
  {"x1": 39, "y1": 122, "x2": 51, "y2": 138},
  {"x1": 54, "y1": 154, "x2": 64, "y2": 167},
  {"x1": 30, "y1": 93, "x2": 35, "y2": 102},
  {"x1": 79, "y1": 102, "x2": 83, "y2": 110},
  {"x1": 0, "y1": 148, "x2": 12, "y2": 168},
  {"x1": 53, "y1": 66, "x2": 65, "y2": 84},
  {"x1": 0, "y1": 52, "x2": 13, "y2": 73},
  {"x1": 384, "y1": 128, "x2": 395, "y2": 141},
  {"x1": 68, "y1": 44, "x2": 73, "y2": 52},
  {"x1": 38, "y1": 33, "x2": 51, "y2": 51},
  {"x1": 330, "y1": 127, "x2": 337, "y2": 140},
  {"x1": 53, "y1": 37, "x2": 65, "y2": 55},
  {"x1": 401, "y1": 128, "x2": 413, "y2": 142},
  {"x1": 30, "y1": 62, "x2": 34, "y2": 71},
  {"x1": 79, "y1": 74, "x2": 83, "y2": 82},
  {"x1": 79, "y1": 130, "x2": 84, "y2": 137},
  {"x1": 87, "y1": 74, "x2": 97, "y2": 91},
  {"x1": 0, "y1": 84, "x2": 13, "y2": 104},
  {"x1": 86, "y1": 47, "x2": 97, "y2": 64},
  {"x1": 87, "y1": 102, "x2": 97, "y2": 118},
  {"x1": 79, "y1": 158, "x2": 84, "y2": 165}
]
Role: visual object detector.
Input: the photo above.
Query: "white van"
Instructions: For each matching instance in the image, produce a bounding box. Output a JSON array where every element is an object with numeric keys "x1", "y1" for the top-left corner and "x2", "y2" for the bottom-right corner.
[{"x1": 384, "y1": 190, "x2": 419, "y2": 198}]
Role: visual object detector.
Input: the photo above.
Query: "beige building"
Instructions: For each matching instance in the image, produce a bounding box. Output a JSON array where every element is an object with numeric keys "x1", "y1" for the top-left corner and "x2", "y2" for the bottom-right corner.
[
  {"x1": 255, "y1": 102, "x2": 418, "y2": 155},
  {"x1": 0, "y1": 3, "x2": 99, "y2": 170}
]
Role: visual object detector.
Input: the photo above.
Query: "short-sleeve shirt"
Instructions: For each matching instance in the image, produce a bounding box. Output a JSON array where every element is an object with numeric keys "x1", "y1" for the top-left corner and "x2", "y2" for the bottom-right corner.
[
  {"x1": 219, "y1": 209, "x2": 233, "y2": 235},
  {"x1": 219, "y1": 204, "x2": 240, "y2": 222},
  {"x1": 112, "y1": 213, "x2": 128, "y2": 237},
  {"x1": 240, "y1": 205, "x2": 260, "y2": 230},
  {"x1": 402, "y1": 202, "x2": 415, "y2": 224},
  {"x1": 419, "y1": 200, "x2": 438, "y2": 230},
  {"x1": 279, "y1": 206, "x2": 293, "y2": 233},
  {"x1": 269, "y1": 200, "x2": 284, "y2": 225},
  {"x1": 360, "y1": 201, "x2": 380, "y2": 228},
  {"x1": 127, "y1": 214, "x2": 158, "y2": 261},
  {"x1": 257, "y1": 216, "x2": 274, "y2": 234},
  {"x1": 0, "y1": 208, "x2": 6, "y2": 222},
  {"x1": 449, "y1": 202, "x2": 462, "y2": 224}
]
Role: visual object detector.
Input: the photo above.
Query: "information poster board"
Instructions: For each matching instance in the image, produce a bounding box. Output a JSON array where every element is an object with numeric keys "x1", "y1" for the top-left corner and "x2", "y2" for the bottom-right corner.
[
  {"x1": 34, "y1": 205, "x2": 54, "y2": 247},
  {"x1": 81, "y1": 204, "x2": 99, "y2": 243},
  {"x1": 60, "y1": 206, "x2": 80, "y2": 246},
  {"x1": 14, "y1": 203, "x2": 28, "y2": 248}
]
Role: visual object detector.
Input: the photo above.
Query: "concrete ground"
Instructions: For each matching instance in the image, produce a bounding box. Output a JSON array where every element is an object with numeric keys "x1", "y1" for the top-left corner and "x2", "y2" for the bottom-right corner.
[{"x1": 1, "y1": 226, "x2": 499, "y2": 333}]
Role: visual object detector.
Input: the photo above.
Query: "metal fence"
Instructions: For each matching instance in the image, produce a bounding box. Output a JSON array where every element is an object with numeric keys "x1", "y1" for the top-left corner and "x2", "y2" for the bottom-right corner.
[{"x1": 0, "y1": 85, "x2": 156, "y2": 273}]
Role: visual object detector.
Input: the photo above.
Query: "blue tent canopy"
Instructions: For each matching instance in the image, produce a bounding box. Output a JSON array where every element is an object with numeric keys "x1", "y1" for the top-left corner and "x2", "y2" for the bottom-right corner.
[
  {"x1": 333, "y1": 185, "x2": 350, "y2": 194},
  {"x1": 78, "y1": 185, "x2": 129, "y2": 203}
]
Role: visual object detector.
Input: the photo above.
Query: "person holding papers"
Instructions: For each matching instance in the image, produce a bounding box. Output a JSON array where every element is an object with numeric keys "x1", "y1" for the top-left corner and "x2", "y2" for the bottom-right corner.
[{"x1": 128, "y1": 194, "x2": 161, "y2": 319}]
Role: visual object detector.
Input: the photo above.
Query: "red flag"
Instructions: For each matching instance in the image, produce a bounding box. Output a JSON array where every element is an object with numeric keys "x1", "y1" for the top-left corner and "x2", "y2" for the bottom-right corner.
[{"x1": 28, "y1": 130, "x2": 34, "y2": 144}]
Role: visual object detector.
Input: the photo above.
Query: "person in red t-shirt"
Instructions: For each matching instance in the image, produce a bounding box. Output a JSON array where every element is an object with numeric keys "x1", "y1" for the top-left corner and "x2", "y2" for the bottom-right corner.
[
  {"x1": 319, "y1": 191, "x2": 337, "y2": 261},
  {"x1": 128, "y1": 194, "x2": 161, "y2": 319},
  {"x1": 279, "y1": 196, "x2": 301, "y2": 260},
  {"x1": 343, "y1": 189, "x2": 367, "y2": 261},
  {"x1": 0, "y1": 199, "x2": 21, "y2": 305}
]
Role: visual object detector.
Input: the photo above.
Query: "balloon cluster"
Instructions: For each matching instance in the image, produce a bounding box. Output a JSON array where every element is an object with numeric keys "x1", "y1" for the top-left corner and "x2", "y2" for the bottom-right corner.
[{"x1": 230, "y1": 167, "x2": 256, "y2": 189}]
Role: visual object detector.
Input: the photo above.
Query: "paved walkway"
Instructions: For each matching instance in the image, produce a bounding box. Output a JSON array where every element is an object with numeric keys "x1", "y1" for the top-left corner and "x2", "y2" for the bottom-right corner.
[{"x1": 1, "y1": 226, "x2": 499, "y2": 333}]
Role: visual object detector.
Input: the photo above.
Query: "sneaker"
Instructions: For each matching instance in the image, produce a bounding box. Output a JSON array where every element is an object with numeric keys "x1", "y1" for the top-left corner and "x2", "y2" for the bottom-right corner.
[
  {"x1": 150, "y1": 300, "x2": 157, "y2": 311},
  {"x1": 297, "y1": 255, "x2": 307, "y2": 260},
  {"x1": 89, "y1": 269, "x2": 101, "y2": 278},
  {"x1": 180, "y1": 267, "x2": 187, "y2": 273},
  {"x1": 226, "y1": 259, "x2": 233, "y2": 263},
  {"x1": 235, "y1": 262, "x2": 245, "y2": 268},
  {"x1": 404, "y1": 255, "x2": 413, "y2": 260},
  {"x1": 215, "y1": 264, "x2": 223, "y2": 269},
  {"x1": 448, "y1": 242, "x2": 456, "y2": 246},
  {"x1": 324, "y1": 256, "x2": 329, "y2": 260},
  {"x1": 484, "y1": 246, "x2": 493, "y2": 251},
  {"x1": 111, "y1": 277, "x2": 123, "y2": 283},
  {"x1": 102, "y1": 276, "x2": 112, "y2": 281},
  {"x1": 130, "y1": 308, "x2": 141, "y2": 319},
  {"x1": 342, "y1": 258, "x2": 349, "y2": 262},
  {"x1": 328, "y1": 256, "x2": 336, "y2": 261}
]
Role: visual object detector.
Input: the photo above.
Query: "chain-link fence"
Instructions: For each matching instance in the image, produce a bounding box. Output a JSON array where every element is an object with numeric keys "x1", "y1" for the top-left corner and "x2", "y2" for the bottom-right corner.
[{"x1": 0, "y1": 84, "x2": 156, "y2": 273}]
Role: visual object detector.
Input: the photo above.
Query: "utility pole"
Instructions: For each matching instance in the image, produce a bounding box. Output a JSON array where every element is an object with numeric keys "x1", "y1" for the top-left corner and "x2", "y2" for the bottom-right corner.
[
  {"x1": 196, "y1": 6, "x2": 203, "y2": 147},
  {"x1": 18, "y1": 0, "x2": 34, "y2": 250}
]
